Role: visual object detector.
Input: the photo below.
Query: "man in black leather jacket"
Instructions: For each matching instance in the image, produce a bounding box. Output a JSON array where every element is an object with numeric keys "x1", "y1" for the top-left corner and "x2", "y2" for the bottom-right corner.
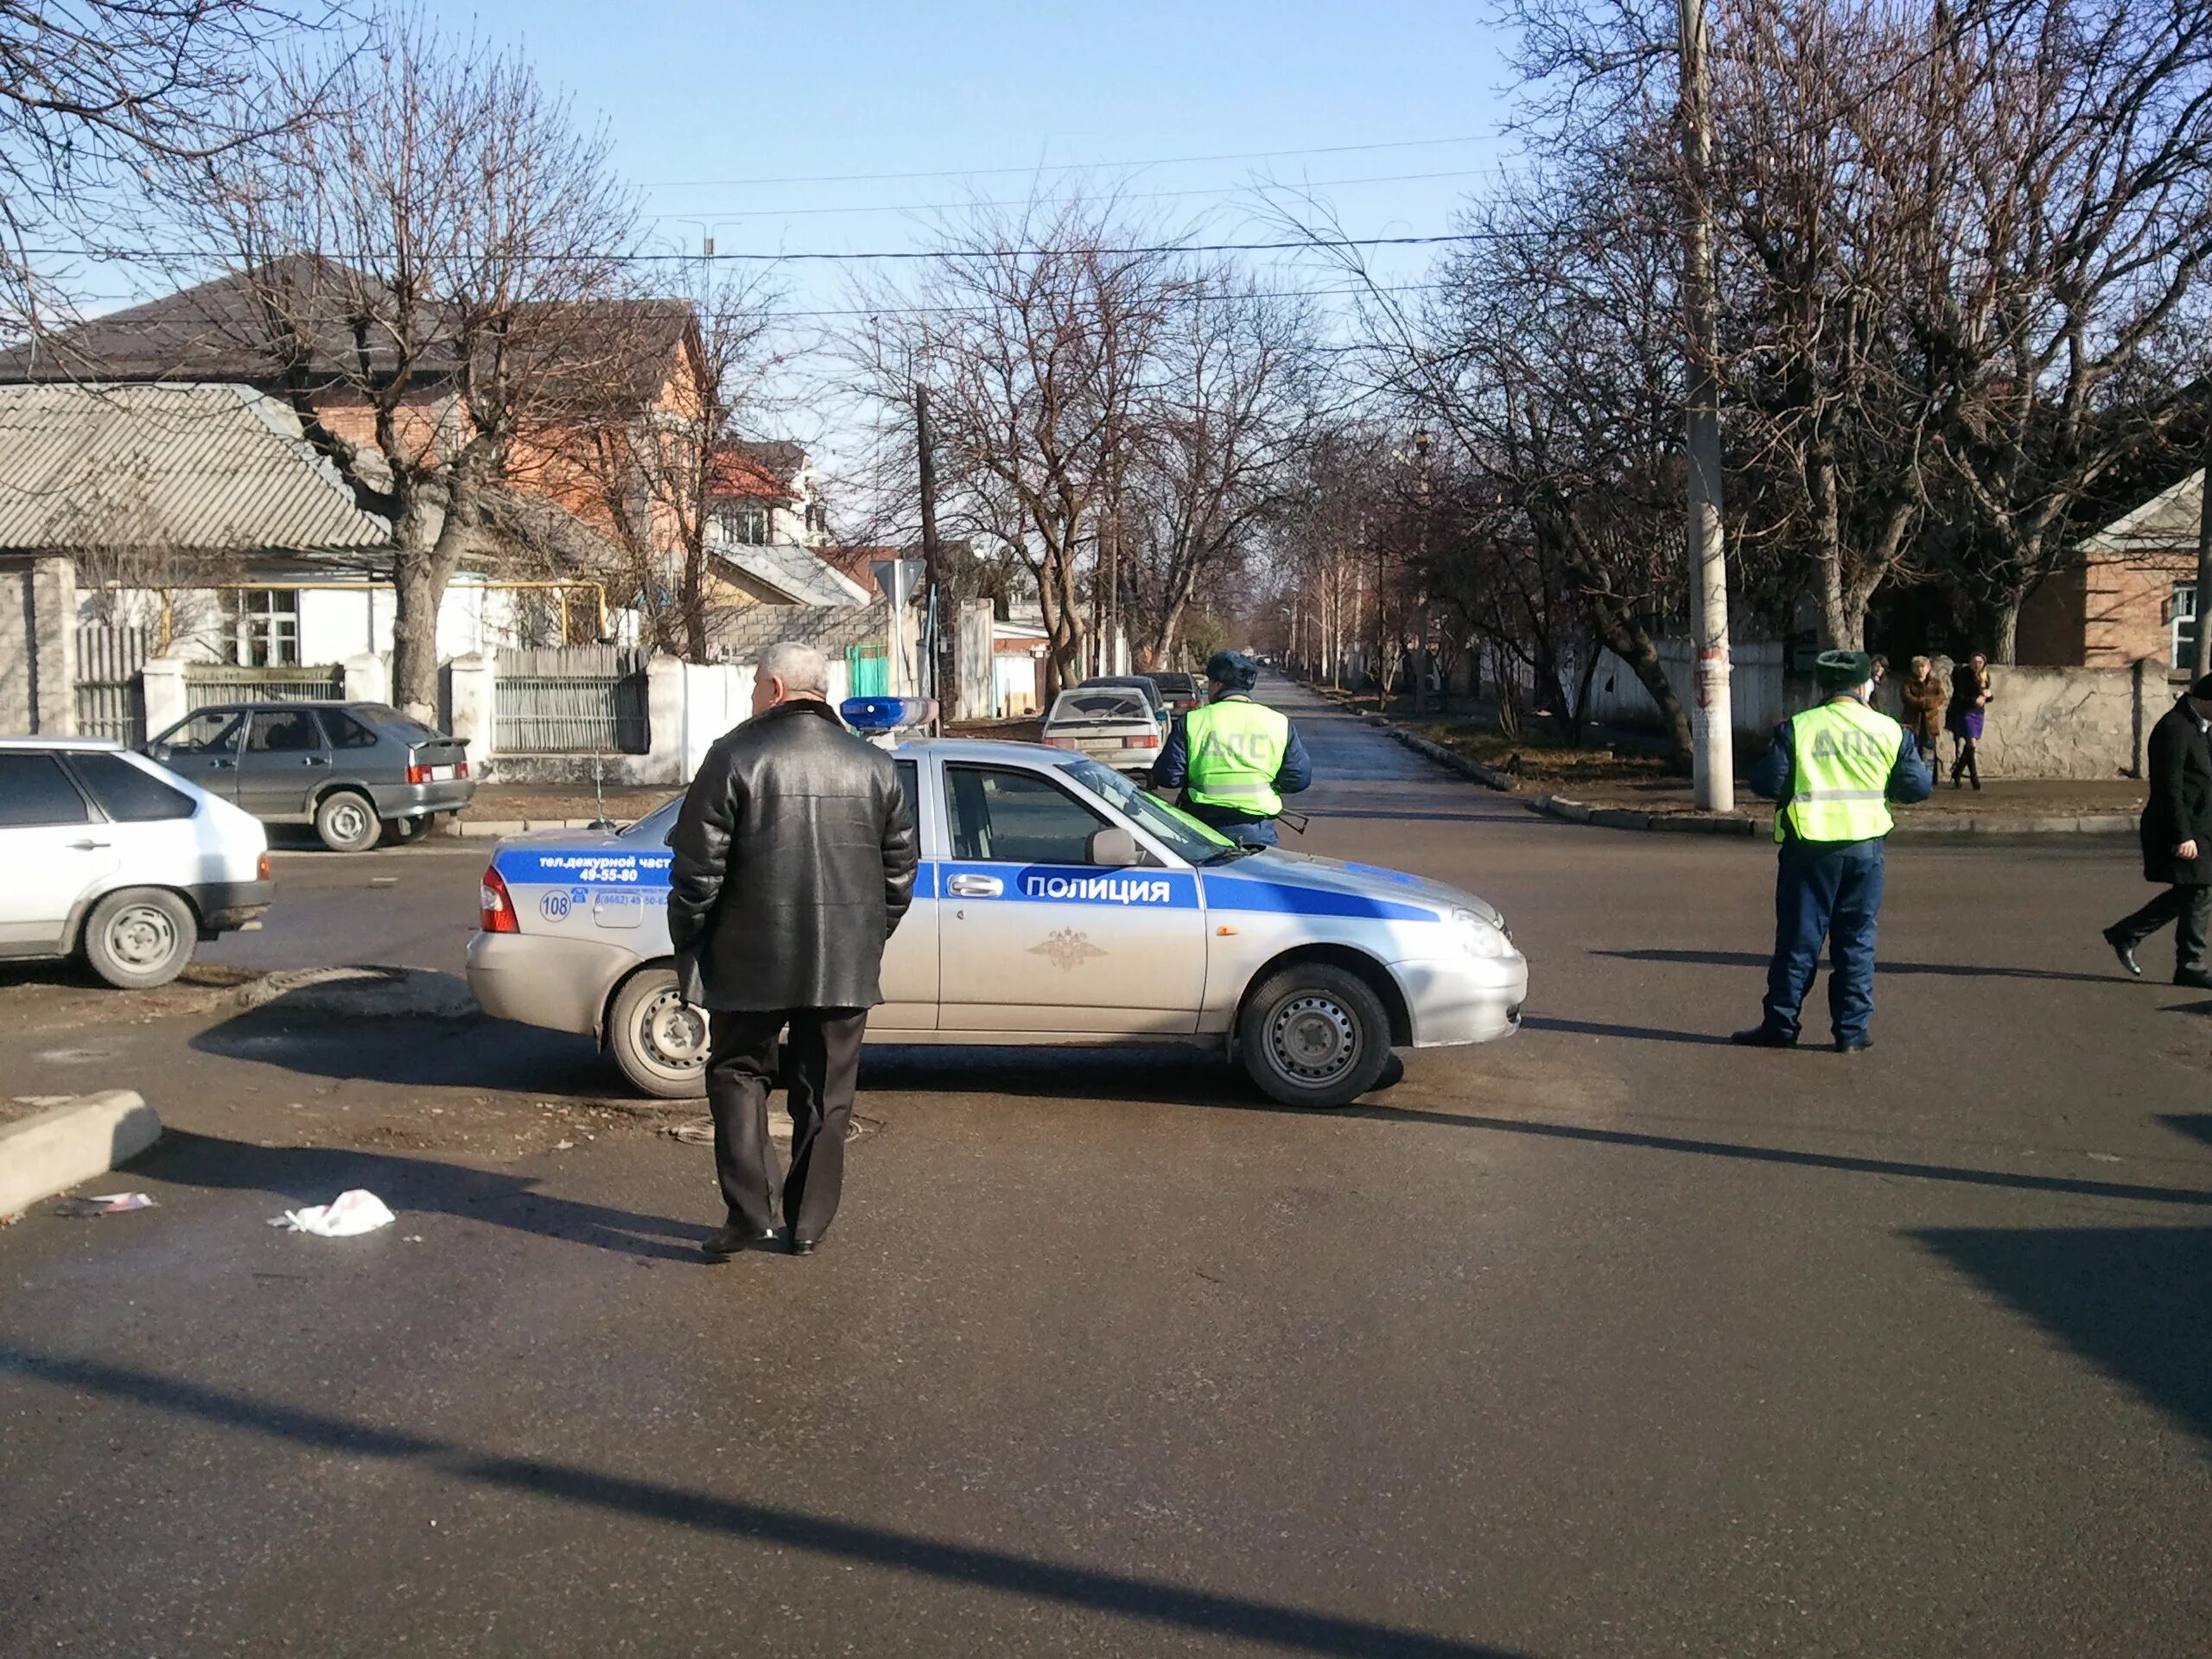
[{"x1": 669, "y1": 641, "x2": 918, "y2": 1260}]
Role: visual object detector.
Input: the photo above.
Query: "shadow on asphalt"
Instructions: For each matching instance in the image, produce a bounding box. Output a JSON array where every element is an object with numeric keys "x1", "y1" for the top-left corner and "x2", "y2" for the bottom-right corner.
[
  {"x1": 0, "y1": 1349, "x2": 1535, "y2": 1659},
  {"x1": 2161, "y1": 1116, "x2": 2212, "y2": 1149},
  {"x1": 143, "y1": 1130, "x2": 709, "y2": 1262},
  {"x1": 1913, "y1": 1225, "x2": 2212, "y2": 1445},
  {"x1": 190, "y1": 1001, "x2": 622, "y2": 1101},
  {"x1": 1520, "y1": 1016, "x2": 1733, "y2": 1048},
  {"x1": 1596, "y1": 947, "x2": 2125, "y2": 987},
  {"x1": 1332, "y1": 1110, "x2": 2212, "y2": 1210}
]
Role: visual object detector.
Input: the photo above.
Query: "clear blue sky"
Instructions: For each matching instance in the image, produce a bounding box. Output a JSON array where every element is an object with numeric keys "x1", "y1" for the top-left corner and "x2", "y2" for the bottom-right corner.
[{"x1": 476, "y1": 0, "x2": 1522, "y2": 308}]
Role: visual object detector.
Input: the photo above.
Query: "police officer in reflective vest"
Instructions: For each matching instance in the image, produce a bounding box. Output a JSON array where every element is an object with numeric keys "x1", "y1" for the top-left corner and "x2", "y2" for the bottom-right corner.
[
  {"x1": 1151, "y1": 651, "x2": 1313, "y2": 846},
  {"x1": 1734, "y1": 650, "x2": 1932, "y2": 1052}
]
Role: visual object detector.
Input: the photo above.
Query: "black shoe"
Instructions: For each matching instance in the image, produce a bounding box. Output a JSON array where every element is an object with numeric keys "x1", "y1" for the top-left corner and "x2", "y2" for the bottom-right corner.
[
  {"x1": 1731, "y1": 1026, "x2": 1798, "y2": 1048},
  {"x1": 1835, "y1": 1036, "x2": 1873, "y2": 1053},
  {"x1": 702, "y1": 1224, "x2": 776, "y2": 1262},
  {"x1": 2175, "y1": 969, "x2": 2212, "y2": 992},
  {"x1": 2103, "y1": 926, "x2": 2142, "y2": 978},
  {"x1": 787, "y1": 1236, "x2": 817, "y2": 1257}
]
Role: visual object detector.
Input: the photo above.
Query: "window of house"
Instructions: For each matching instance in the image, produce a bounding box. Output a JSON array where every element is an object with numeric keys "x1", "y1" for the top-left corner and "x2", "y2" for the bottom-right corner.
[
  {"x1": 2175, "y1": 582, "x2": 2199, "y2": 668},
  {"x1": 716, "y1": 501, "x2": 772, "y2": 545},
  {"x1": 221, "y1": 589, "x2": 300, "y2": 666}
]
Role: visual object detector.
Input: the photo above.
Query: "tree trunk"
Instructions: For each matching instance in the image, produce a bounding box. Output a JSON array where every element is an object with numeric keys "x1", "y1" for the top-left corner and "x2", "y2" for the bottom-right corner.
[
  {"x1": 1591, "y1": 594, "x2": 1694, "y2": 772},
  {"x1": 1991, "y1": 594, "x2": 2020, "y2": 665}
]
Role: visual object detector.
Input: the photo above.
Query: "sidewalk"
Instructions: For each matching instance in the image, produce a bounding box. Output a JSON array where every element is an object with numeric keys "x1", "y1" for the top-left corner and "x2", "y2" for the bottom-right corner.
[{"x1": 1306, "y1": 687, "x2": 2147, "y2": 836}]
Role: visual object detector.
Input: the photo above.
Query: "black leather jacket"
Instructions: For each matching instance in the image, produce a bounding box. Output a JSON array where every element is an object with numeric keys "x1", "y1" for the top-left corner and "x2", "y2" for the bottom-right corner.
[{"x1": 667, "y1": 698, "x2": 918, "y2": 1011}]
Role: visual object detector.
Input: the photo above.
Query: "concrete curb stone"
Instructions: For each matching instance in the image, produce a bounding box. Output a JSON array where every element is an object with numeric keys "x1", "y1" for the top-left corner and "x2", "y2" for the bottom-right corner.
[
  {"x1": 1387, "y1": 728, "x2": 1516, "y2": 791},
  {"x1": 1528, "y1": 791, "x2": 2133, "y2": 840},
  {"x1": 0, "y1": 1091, "x2": 160, "y2": 1218}
]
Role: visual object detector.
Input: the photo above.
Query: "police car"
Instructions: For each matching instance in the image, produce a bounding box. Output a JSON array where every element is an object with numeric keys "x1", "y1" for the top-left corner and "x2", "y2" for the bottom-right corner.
[{"x1": 466, "y1": 739, "x2": 1528, "y2": 1108}]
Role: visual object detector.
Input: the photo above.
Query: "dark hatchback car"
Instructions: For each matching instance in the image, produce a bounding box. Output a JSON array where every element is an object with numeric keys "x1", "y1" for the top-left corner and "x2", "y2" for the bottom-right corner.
[
  {"x1": 145, "y1": 701, "x2": 475, "y2": 852},
  {"x1": 1147, "y1": 671, "x2": 1205, "y2": 718}
]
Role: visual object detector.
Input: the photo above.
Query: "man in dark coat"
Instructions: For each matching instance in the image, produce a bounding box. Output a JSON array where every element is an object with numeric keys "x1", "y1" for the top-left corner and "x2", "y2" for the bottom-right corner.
[
  {"x1": 669, "y1": 641, "x2": 918, "y2": 1259},
  {"x1": 2103, "y1": 672, "x2": 2212, "y2": 990}
]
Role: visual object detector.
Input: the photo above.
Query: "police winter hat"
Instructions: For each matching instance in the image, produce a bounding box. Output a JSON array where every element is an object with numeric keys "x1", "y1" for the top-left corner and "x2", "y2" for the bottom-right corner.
[
  {"x1": 1206, "y1": 650, "x2": 1259, "y2": 690},
  {"x1": 2190, "y1": 671, "x2": 2212, "y2": 701},
  {"x1": 1815, "y1": 650, "x2": 1877, "y2": 692}
]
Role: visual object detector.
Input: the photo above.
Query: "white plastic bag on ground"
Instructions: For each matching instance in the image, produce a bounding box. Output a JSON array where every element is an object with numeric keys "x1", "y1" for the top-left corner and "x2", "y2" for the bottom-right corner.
[{"x1": 269, "y1": 1189, "x2": 396, "y2": 1237}]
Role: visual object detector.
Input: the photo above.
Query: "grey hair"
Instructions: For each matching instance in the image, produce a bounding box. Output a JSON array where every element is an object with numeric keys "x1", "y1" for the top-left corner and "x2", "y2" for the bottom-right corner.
[{"x1": 759, "y1": 640, "x2": 830, "y2": 696}]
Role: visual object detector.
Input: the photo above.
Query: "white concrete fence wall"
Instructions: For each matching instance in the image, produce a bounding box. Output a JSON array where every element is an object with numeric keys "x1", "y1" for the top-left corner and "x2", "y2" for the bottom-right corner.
[{"x1": 1585, "y1": 639, "x2": 2173, "y2": 780}]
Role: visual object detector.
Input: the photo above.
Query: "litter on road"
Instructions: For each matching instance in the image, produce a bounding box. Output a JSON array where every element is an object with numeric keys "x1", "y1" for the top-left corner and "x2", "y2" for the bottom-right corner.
[
  {"x1": 270, "y1": 1189, "x2": 396, "y2": 1236},
  {"x1": 54, "y1": 1192, "x2": 157, "y2": 1217}
]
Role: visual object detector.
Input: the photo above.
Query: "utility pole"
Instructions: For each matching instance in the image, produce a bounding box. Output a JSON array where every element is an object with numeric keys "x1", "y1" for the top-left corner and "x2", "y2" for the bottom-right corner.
[
  {"x1": 913, "y1": 380, "x2": 950, "y2": 729},
  {"x1": 2194, "y1": 423, "x2": 2211, "y2": 677},
  {"x1": 1679, "y1": 0, "x2": 1735, "y2": 810}
]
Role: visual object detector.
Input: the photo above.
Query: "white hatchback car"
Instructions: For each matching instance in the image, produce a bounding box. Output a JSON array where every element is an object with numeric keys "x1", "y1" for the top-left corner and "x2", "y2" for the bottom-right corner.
[{"x1": 0, "y1": 737, "x2": 275, "y2": 988}]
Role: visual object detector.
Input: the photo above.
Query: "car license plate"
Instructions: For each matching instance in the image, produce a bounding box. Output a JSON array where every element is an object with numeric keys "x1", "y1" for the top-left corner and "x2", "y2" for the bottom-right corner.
[{"x1": 429, "y1": 765, "x2": 456, "y2": 780}]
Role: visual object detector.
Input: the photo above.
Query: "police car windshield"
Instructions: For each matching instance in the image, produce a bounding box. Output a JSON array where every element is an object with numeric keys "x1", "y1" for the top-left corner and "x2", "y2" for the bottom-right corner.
[
  {"x1": 1062, "y1": 758, "x2": 1233, "y2": 863},
  {"x1": 619, "y1": 798, "x2": 683, "y2": 843}
]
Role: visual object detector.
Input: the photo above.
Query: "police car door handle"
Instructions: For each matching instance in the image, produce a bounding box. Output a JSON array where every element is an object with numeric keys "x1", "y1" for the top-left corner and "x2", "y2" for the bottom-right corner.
[{"x1": 946, "y1": 874, "x2": 1002, "y2": 898}]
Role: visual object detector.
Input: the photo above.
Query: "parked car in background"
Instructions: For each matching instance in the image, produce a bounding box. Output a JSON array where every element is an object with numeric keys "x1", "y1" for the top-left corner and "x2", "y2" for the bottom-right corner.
[
  {"x1": 145, "y1": 701, "x2": 474, "y2": 853},
  {"x1": 1041, "y1": 686, "x2": 1166, "y2": 773},
  {"x1": 0, "y1": 737, "x2": 273, "y2": 988},
  {"x1": 1077, "y1": 675, "x2": 1171, "y2": 729},
  {"x1": 1147, "y1": 671, "x2": 1205, "y2": 719}
]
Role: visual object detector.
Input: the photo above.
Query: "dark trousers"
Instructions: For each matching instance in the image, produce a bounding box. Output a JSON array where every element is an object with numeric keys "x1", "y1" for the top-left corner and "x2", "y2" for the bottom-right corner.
[
  {"x1": 705, "y1": 1007, "x2": 868, "y2": 1243},
  {"x1": 1763, "y1": 840, "x2": 1886, "y2": 1044},
  {"x1": 2109, "y1": 885, "x2": 2211, "y2": 976}
]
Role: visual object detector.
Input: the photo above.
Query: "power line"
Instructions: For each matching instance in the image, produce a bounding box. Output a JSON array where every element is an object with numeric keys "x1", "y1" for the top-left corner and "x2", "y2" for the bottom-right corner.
[
  {"x1": 34, "y1": 233, "x2": 1488, "y2": 267},
  {"x1": 652, "y1": 168, "x2": 1492, "y2": 223},
  {"x1": 641, "y1": 133, "x2": 1495, "y2": 191}
]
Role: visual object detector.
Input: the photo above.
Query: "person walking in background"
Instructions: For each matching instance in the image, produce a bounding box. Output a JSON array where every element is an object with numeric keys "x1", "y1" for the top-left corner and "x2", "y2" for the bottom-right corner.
[
  {"x1": 1868, "y1": 654, "x2": 1891, "y2": 712},
  {"x1": 1899, "y1": 656, "x2": 1947, "y2": 773},
  {"x1": 1733, "y1": 651, "x2": 1933, "y2": 1053},
  {"x1": 1947, "y1": 652, "x2": 1992, "y2": 789},
  {"x1": 2102, "y1": 672, "x2": 2212, "y2": 990},
  {"x1": 669, "y1": 641, "x2": 919, "y2": 1261}
]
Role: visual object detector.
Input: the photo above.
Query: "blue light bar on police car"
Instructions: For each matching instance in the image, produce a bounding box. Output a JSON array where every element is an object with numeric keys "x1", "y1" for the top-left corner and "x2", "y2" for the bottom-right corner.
[{"x1": 841, "y1": 696, "x2": 936, "y2": 734}]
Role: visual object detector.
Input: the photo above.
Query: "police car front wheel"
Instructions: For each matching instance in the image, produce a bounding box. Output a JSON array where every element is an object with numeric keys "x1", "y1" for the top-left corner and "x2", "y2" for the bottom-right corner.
[
  {"x1": 607, "y1": 968, "x2": 711, "y2": 1099},
  {"x1": 1238, "y1": 964, "x2": 1392, "y2": 1109}
]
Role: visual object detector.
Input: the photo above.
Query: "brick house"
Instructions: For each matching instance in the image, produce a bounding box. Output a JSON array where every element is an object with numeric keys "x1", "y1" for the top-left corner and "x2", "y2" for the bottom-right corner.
[{"x1": 2017, "y1": 469, "x2": 2202, "y2": 669}]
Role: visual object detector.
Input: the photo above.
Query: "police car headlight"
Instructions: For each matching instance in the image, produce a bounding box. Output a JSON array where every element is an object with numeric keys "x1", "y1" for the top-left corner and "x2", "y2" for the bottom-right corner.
[{"x1": 1450, "y1": 908, "x2": 1512, "y2": 958}]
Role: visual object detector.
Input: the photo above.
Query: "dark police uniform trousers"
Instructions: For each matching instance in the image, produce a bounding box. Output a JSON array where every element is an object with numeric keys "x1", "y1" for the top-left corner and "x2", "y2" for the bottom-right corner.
[{"x1": 1762, "y1": 836, "x2": 1886, "y2": 1045}]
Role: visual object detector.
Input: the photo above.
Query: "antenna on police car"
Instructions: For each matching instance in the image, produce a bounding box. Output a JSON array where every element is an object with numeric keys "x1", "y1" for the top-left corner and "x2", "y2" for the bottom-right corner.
[{"x1": 589, "y1": 756, "x2": 613, "y2": 831}]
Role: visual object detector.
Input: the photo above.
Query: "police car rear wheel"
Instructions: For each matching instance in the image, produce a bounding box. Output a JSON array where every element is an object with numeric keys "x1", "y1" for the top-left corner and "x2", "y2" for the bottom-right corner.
[
  {"x1": 608, "y1": 969, "x2": 711, "y2": 1100},
  {"x1": 1238, "y1": 964, "x2": 1391, "y2": 1109}
]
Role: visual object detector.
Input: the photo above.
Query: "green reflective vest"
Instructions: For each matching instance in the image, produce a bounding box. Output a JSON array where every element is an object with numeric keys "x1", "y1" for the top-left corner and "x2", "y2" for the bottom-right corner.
[
  {"x1": 1777, "y1": 697, "x2": 1904, "y2": 843},
  {"x1": 1184, "y1": 696, "x2": 1290, "y2": 817}
]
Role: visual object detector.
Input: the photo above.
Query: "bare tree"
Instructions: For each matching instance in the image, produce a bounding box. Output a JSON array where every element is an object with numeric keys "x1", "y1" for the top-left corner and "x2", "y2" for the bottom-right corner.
[
  {"x1": 563, "y1": 268, "x2": 784, "y2": 660},
  {"x1": 1914, "y1": 0, "x2": 2212, "y2": 659},
  {"x1": 0, "y1": 0, "x2": 334, "y2": 341},
  {"x1": 160, "y1": 16, "x2": 642, "y2": 714},
  {"x1": 850, "y1": 196, "x2": 1187, "y2": 700}
]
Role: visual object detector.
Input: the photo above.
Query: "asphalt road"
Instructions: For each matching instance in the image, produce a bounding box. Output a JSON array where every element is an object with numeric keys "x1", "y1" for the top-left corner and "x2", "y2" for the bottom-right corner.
[{"x1": 3, "y1": 681, "x2": 2209, "y2": 1657}]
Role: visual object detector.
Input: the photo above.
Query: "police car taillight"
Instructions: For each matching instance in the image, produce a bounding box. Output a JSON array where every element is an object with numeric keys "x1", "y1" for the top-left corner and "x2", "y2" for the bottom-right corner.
[{"x1": 480, "y1": 866, "x2": 519, "y2": 934}]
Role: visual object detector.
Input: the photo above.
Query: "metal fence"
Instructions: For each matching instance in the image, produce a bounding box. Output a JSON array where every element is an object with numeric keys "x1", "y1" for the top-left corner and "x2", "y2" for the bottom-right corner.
[
  {"x1": 185, "y1": 664, "x2": 346, "y2": 711},
  {"x1": 494, "y1": 645, "x2": 651, "y2": 754},
  {"x1": 75, "y1": 624, "x2": 149, "y2": 744}
]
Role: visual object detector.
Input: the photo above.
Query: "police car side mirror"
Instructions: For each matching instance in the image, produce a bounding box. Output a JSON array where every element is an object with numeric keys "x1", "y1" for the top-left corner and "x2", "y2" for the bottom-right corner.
[{"x1": 1089, "y1": 828, "x2": 1139, "y2": 868}]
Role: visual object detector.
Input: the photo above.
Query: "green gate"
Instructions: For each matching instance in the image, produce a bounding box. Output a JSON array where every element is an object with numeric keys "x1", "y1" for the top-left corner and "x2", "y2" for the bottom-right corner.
[{"x1": 845, "y1": 644, "x2": 890, "y2": 698}]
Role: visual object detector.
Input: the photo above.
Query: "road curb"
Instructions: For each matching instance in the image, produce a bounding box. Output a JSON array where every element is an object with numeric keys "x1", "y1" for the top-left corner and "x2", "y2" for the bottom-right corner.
[
  {"x1": 442, "y1": 818, "x2": 614, "y2": 839},
  {"x1": 0, "y1": 1091, "x2": 161, "y2": 1219},
  {"x1": 1385, "y1": 728, "x2": 1517, "y2": 791},
  {"x1": 1529, "y1": 793, "x2": 2135, "y2": 839}
]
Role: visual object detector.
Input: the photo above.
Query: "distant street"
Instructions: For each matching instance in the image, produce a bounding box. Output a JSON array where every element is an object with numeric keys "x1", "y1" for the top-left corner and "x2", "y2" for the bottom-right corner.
[{"x1": 3, "y1": 680, "x2": 2209, "y2": 1657}]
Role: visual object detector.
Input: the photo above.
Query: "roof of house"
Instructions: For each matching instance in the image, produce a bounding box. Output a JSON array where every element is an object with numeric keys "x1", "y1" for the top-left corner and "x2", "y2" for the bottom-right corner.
[
  {"x1": 817, "y1": 545, "x2": 893, "y2": 596},
  {"x1": 0, "y1": 382, "x2": 391, "y2": 552},
  {"x1": 0, "y1": 260, "x2": 697, "y2": 418},
  {"x1": 710, "y1": 540, "x2": 870, "y2": 607},
  {"x1": 708, "y1": 440, "x2": 809, "y2": 501},
  {"x1": 2082, "y1": 468, "x2": 2205, "y2": 556}
]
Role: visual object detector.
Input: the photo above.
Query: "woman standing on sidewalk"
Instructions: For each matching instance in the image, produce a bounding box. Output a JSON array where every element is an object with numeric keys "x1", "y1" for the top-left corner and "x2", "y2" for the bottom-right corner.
[
  {"x1": 1947, "y1": 652, "x2": 1992, "y2": 789},
  {"x1": 1900, "y1": 656, "x2": 1947, "y2": 772}
]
